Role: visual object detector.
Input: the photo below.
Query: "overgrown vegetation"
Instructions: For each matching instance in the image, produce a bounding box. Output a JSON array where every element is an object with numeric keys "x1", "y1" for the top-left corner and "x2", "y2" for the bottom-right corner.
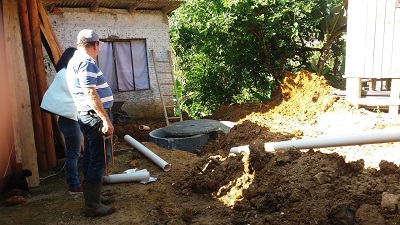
[{"x1": 169, "y1": 0, "x2": 347, "y2": 118}]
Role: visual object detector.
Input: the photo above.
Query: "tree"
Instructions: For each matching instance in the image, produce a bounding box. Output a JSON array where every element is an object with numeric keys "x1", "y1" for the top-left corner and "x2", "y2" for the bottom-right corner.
[{"x1": 170, "y1": 0, "x2": 345, "y2": 118}]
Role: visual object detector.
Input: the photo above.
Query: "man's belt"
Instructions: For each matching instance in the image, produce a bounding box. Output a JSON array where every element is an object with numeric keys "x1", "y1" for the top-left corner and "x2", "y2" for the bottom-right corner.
[{"x1": 79, "y1": 108, "x2": 111, "y2": 116}]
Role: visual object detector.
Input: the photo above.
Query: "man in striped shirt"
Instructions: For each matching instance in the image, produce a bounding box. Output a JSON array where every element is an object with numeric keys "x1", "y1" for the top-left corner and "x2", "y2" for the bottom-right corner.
[{"x1": 66, "y1": 29, "x2": 115, "y2": 217}]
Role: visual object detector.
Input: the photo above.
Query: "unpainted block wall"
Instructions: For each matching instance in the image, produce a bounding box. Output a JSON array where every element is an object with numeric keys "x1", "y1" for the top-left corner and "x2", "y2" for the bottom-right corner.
[{"x1": 46, "y1": 8, "x2": 174, "y2": 120}]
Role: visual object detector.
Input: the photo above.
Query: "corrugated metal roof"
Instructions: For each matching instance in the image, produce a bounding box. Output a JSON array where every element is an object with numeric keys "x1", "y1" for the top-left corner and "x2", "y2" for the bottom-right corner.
[{"x1": 42, "y1": 0, "x2": 185, "y2": 14}]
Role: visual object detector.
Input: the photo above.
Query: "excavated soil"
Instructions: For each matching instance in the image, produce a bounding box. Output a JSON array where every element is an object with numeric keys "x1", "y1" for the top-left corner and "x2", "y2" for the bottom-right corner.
[{"x1": 3, "y1": 69, "x2": 400, "y2": 224}]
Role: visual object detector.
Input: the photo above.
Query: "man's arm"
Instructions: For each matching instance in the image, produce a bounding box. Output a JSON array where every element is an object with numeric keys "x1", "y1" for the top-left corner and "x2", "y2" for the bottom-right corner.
[{"x1": 83, "y1": 87, "x2": 114, "y2": 136}]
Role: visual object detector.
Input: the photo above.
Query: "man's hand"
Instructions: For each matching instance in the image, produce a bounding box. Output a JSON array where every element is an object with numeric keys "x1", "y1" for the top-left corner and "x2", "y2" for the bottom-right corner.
[{"x1": 102, "y1": 120, "x2": 114, "y2": 137}]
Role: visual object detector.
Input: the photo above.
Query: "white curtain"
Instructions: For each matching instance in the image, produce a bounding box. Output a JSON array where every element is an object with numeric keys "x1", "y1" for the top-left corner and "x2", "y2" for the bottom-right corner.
[
  {"x1": 98, "y1": 40, "x2": 149, "y2": 91},
  {"x1": 115, "y1": 42, "x2": 134, "y2": 91},
  {"x1": 98, "y1": 42, "x2": 117, "y2": 91},
  {"x1": 131, "y1": 40, "x2": 149, "y2": 90}
]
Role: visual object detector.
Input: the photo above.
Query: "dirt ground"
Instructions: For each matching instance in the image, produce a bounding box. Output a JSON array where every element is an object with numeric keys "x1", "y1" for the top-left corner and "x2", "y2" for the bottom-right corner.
[{"x1": 3, "y1": 69, "x2": 400, "y2": 224}]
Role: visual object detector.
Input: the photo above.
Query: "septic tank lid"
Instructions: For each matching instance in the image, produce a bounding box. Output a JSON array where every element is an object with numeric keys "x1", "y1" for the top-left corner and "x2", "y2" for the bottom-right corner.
[{"x1": 163, "y1": 119, "x2": 221, "y2": 137}]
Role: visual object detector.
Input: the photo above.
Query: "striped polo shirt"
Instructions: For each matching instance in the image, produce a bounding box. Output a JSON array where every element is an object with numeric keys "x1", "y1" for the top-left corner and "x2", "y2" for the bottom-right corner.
[{"x1": 66, "y1": 50, "x2": 113, "y2": 112}]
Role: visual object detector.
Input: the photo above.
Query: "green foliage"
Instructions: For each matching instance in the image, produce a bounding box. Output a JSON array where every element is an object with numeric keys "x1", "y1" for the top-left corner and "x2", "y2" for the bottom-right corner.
[
  {"x1": 308, "y1": 0, "x2": 347, "y2": 77},
  {"x1": 170, "y1": 0, "x2": 345, "y2": 118}
]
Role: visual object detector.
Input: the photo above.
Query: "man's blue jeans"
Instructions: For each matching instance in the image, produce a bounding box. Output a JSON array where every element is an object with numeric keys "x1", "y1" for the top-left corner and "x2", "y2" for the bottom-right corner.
[
  {"x1": 58, "y1": 117, "x2": 82, "y2": 190},
  {"x1": 78, "y1": 111, "x2": 113, "y2": 183}
]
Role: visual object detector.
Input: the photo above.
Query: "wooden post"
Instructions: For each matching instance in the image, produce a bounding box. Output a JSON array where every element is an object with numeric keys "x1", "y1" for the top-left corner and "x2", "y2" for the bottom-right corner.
[
  {"x1": 389, "y1": 79, "x2": 400, "y2": 115},
  {"x1": 27, "y1": 0, "x2": 56, "y2": 168},
  {"x1": 345, "y1": 77, "x2": 362, "y2": 109},
  {"x1": 18, "y1": 0, "x2": 48, "y2": 170},
  {"x1": 5, "y1": 0, "x2": 40, "y2": 186}
]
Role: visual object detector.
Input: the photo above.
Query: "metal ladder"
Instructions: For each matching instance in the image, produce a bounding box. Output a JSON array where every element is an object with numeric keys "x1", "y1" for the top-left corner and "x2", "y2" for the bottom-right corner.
[{"x1": 151, "y1": 49, "x2": 183, "y2": 125}]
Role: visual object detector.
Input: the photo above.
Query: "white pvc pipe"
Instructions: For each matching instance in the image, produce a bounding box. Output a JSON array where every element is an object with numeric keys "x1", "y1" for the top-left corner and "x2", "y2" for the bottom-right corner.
[
  {"x1": 103, "y1": 170, "x2": 150, "y2": 184},
  {"x1": 139, "y1": 125, "x2": 150, "y2": 130},
  {"x1": 124, "y1": 135, "x2": 171, "y2": 172},
  {"x1": 230, "y1": 128, "x2": 400, "y2": 153},
  {"x1": 265, "y1": 127, "x2": 400, "y2": 151}
]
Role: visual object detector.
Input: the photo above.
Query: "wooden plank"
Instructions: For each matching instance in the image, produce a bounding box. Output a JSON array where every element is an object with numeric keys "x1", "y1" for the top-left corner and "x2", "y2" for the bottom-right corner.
[
  {"x1": 333, "y1": 90, "x2": 391, "y2": 97},
  {"x1": 37, "y1": 0, "x2": 62, "y2": 65},
  {"x1": 345, "y1": 0, "x2": 368, "y2": 78},
  {"x1": 4, "y1": 0, "x2": 40, "y2": 187},
  {"x1": 357, "y1": 97, "x2": 400, "y2": 106},
  {"x1": 372, "y1": 0, "x2": 386, "y2": 79},
  {"x1": 389, "y1": 79, "x2": 400, "y2": 114},
  {"x1": 381, "y1": 0, "x2": 396, "y2": 78},
  {"x1": 363, "y1": 0, "x2": 377, "y2": 78}
]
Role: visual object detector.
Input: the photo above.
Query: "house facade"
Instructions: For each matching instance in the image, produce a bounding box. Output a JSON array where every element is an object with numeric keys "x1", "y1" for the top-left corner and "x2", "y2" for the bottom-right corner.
[{"x1": 44, "y1": 1, "x2": 183, "y2": 120}]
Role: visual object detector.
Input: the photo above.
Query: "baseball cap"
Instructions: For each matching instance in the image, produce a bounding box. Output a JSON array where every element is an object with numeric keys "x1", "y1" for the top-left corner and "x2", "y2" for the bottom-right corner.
[{"x1": 77, "y1": 29, "x2": 101, "y2": 43}]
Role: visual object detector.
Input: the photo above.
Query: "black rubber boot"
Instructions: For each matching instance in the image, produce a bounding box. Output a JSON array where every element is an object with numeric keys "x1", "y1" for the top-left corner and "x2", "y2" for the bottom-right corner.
[
  {"x1": 83, "y1": 182, "x2": 116, "y2": 217},
  {"x1": 100, "y1": 194, "x2": 115, "y2": 205}
]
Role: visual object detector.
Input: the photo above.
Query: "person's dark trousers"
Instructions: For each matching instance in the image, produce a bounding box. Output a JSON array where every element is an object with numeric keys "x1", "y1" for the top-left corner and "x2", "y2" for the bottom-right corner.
[
  {"x1": 78, "y1": 112, "x2": 105, "y2": 183},
  {"x1": 78, "y1": 111, "x2": 116, "y2": 217}
]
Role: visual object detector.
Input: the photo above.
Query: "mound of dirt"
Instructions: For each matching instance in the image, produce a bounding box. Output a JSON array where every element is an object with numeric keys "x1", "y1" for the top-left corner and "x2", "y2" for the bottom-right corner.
[{"x1": 3, "y1": 69, "x2": 400, "y2": 225}]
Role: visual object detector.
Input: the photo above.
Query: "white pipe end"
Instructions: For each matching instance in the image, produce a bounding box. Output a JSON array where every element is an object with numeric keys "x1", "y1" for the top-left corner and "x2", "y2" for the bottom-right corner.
[
  {"x1": 264, "y1": 143, "x2": 275, "y2": 152},
  {"x1": 230, "y1": 145, "x2": 249, "y2": 154},
  {"x1": 139, "y1": 125, "x2": 150, "y2": 130},
  {"x1": 163, "y1": 164, "x2": 172, "y2": 172}
]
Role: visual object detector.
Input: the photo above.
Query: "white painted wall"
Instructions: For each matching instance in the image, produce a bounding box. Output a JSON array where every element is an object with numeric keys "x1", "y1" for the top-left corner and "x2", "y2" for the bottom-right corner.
[
  {"x1": 46, "y1": 8, "x2": 174, "y2": 120},
  {"x1": 345, "y1": 0, "x2": 400, "y2": 79}
]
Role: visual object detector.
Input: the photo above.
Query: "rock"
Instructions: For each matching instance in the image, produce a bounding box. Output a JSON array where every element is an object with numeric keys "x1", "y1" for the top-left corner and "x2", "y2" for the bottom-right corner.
[
  {"x1": 379, "y1": 161, "x2": 398, "y2": 175},
  {"x1": 356, "y1": 204, "x2": 385, "y2": 225},
  {"x1": 314, "y1": 172, "x2": 331, "y2": 184},
  {"x1": 4, "y1": 195, "x2": 26, "y2": 206},
  {"x1": 328, "y1": 203, "x2": 356, "y2": 225},
  {"x1": 275, "y1": 148, "x2": 301, "y2": 165},
  {"x1": 381, "y1": 192, "x2": 399, "y2": 213}
]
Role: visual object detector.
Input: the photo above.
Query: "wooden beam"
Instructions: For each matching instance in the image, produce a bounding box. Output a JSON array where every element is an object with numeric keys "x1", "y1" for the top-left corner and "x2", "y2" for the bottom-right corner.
[
  {"x1": 389, "y1": 79, "x2": 400, "y2": 114},
  {"x1": 46, "y1": 3, "x2": 54, "y2": 13},
  {"x1": 90, "y1": 1, "x2": 100, "y2": 12},
  {"x1": 345, "y1": 77, "x2": 362, "y2": 109},
  {"x1": 42, "y1": 0, "x2": 62, "y2": 3},
  {"x1": 128, "y1": 3, "x2": 138, "y2": 14},
  {"x1": 38, "y1": 0, "x2": 62, "y2": 65},
  {"x1": 5, "y1": 0, "x2": 40, "y2": 187},
  {"x1": 161, "y1": 5, "x2": 176, "y2": 14},
  {"x1": 42, "y1": 0, "x2": 184, "y2": 6},
  {"x1": 357, "y1": 97, "x2": 400, "y2": 106}
]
